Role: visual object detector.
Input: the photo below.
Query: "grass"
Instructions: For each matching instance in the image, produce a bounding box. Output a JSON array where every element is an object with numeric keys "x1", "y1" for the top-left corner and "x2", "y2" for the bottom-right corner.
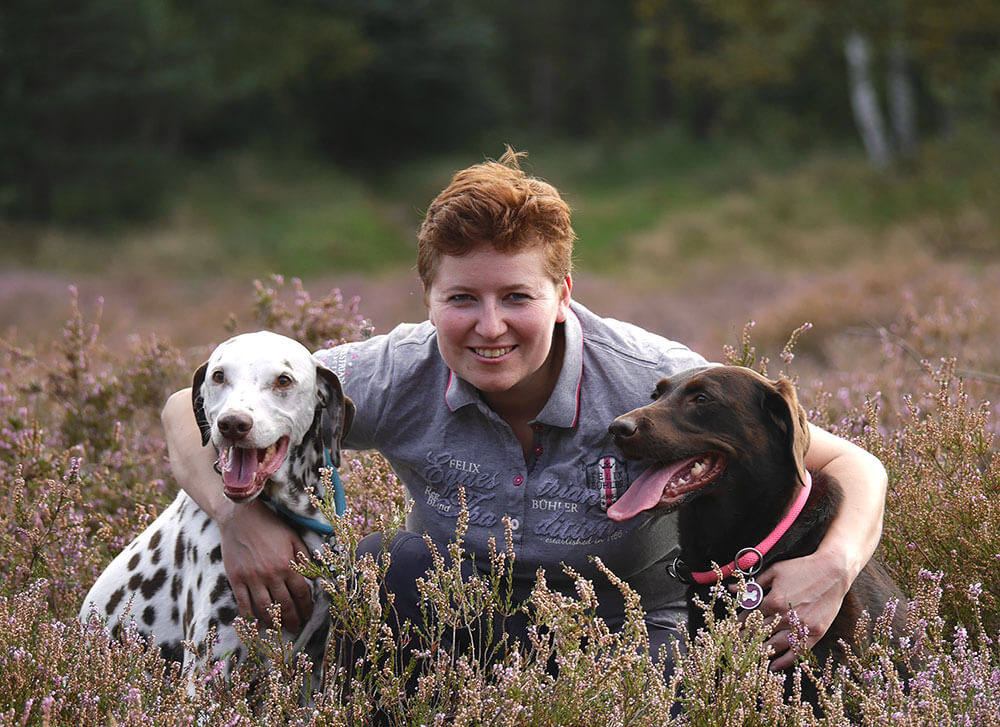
[{"x1": 3, "y1": 124, "x2": 998, "y2": 284}]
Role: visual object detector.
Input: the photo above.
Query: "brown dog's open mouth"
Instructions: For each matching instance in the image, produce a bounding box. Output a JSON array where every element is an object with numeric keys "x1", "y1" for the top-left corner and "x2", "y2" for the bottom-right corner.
[
  {"x1": 218, "y1": 437, "x2": 290, "y2": 502},
  {"x1": 607, "y1": 454, "x2": 725, "y2": 521}
]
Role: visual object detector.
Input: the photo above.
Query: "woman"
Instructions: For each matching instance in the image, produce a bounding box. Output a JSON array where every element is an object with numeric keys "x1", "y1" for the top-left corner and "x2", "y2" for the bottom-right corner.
[{"x1": 162, "y1": 148, "x2": 887, "y2": 671}]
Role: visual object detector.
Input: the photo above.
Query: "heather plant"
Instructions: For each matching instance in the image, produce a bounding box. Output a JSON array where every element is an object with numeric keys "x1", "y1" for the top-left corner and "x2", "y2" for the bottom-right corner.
[
  {"x1": 0, "y1": 288, "x2": 187, "y2": 621},
  {"x1": 340, "y1": 451, "x2": 408, "y2": 535},
  {"x1": 2, "y1": 278, "x2": 1000, "y2": 724},
  {"x1": 669, "y1": 595, "x2": 818, "y2": 726},
  {"x1": 41, "y1": 286, "x2": 185, "y2": 454},
  {"x1": 808, "y1": 568, "x2": 1000, "y2": 726},
  {"x1": 858, "y1": 361, "x2": 999, "y2": 633},
  {"x1": 724, "y1": 308, "x2": 1000, "y2": 635},
  {"x1": 1, "y1": 460, "x2": 101, "y2": 620},
  {"x1": 232, "y1": 274, "x2": 375, "y2": 351},
  {"x1": 808, "y1": 292, "x2": 1000, "y2": 436},
  {"x1": 2, "y1": 580, "x2": 203, "y2": 725}
]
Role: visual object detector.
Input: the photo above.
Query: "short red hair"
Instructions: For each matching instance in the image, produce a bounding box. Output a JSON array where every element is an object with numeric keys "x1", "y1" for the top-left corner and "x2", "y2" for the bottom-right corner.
[{"x1": 417, "y1": 147, "x2": 575, "y2": 288}]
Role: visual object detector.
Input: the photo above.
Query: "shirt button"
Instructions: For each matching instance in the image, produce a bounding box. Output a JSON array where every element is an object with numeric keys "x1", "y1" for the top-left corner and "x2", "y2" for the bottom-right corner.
[
  {"x1": 533, "y1": 445, "x2": 543, "y2": 456},
  {"x1": 510, "y1": 518, "x2": 520, "y2": 530},
  {"x1": 513, "y1": 475, "x2": 524, "y2": 486}
]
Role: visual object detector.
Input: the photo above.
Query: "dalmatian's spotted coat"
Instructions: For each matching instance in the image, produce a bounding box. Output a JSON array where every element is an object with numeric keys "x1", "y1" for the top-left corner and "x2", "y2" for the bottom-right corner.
[{"x1": 80, "y1": 331, "x2": 355, "y2": 682}]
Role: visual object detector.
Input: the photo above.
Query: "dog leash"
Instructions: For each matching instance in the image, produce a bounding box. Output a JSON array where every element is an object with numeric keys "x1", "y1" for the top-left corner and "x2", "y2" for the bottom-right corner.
[
  {"x1": 258, "y1": 445, "x2": 346, "y2": 537},
  {"x1": 668, "y1": 471, "x2": 813, "y2": 607},
  {"x1": 324, "y1": 445, "x2": 348, "y2": 517}
]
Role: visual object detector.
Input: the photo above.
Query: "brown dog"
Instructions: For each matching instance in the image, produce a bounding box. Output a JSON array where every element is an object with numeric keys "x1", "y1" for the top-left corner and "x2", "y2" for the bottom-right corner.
[{"x1": 607, "y1": 365, "x2": 905, "y2": 670}]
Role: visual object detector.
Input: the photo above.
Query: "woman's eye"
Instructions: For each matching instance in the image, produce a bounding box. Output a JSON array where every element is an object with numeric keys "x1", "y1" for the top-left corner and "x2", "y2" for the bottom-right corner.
[
  {"x1": 449, "y1": 294, "x2": 473, "y2": 303},
  {"x1": 211, "y1": 370, "x2": 224, "y2": 384},
  {"x1": 506, "y1": 293, "x2": 531, "y2": 302}
]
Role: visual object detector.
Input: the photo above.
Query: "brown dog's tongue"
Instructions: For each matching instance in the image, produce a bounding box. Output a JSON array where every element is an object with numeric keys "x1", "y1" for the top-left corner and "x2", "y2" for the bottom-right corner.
[{"x1": 607, "y1": 460, "x2": 692, "y2": 521}]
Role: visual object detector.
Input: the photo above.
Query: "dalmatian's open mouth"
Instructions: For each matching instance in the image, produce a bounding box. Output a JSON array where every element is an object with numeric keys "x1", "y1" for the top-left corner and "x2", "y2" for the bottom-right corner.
[{"x1": 217, "y1": 436, "x2": 291, "y2": 502}]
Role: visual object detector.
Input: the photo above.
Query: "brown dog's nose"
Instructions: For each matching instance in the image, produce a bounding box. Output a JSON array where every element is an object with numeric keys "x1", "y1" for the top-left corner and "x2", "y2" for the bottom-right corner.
[
  {"x1": 609, "y1": 417, "x2": 637, "y2": 439},
  {"x1": 218, "y1": 412, "x2": 253, "y2": 441}
]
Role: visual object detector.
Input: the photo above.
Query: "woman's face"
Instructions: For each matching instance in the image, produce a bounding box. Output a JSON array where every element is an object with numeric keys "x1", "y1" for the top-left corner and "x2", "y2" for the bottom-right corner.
[{"x1": 426, "y1": 245, "x2": 572, "y2": 408}]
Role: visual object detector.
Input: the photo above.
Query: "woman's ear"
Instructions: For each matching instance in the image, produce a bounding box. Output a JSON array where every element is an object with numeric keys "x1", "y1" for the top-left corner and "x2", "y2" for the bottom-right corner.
[
  {"x1": 556, "y1": 274, "x2": 573, "y2": 322},
  {"x1": 424, "y1": 284, "x2": 436, "y2": 326}
]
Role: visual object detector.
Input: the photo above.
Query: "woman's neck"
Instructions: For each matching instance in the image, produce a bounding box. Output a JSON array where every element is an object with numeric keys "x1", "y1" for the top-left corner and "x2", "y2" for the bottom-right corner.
[{"x1": 482, "y1": 325, "x2": 565, "y2": 448}]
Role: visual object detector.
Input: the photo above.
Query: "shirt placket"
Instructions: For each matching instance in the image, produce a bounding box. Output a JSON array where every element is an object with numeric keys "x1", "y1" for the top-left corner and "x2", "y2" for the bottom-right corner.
[{"x1": 510, "y1": 421, "x2": 548, "y2": 546}]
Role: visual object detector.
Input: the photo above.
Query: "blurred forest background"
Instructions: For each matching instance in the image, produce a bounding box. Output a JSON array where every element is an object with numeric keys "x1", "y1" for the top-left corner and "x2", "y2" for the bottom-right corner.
[{"x1": 1, "y1": 0, "x2": 999, "y2": 355}]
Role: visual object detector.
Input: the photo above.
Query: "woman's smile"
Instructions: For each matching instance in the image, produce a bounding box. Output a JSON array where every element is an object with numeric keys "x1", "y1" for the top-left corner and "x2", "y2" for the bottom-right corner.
[{"x1": 472, "y1": 346, "x2": 515, "y2": 359}]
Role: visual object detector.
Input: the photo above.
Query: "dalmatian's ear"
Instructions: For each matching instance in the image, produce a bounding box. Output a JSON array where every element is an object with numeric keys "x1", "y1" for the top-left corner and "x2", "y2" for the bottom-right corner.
[
  {"x1": 191, "y1": 361, "x2": 212, "y2": 447},
  {"x1": 316, "y1": 364, "x2": 355, "y2": 468}
]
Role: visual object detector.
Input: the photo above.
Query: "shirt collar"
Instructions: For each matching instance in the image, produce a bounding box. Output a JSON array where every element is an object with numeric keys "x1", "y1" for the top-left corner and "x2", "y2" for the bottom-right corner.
[{"x1": 444, "y1": 305, "x2": 583, "y2": 429}]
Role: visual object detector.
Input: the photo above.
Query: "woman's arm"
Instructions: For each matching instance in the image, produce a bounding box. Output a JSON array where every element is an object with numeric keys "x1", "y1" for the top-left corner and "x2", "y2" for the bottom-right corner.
[
  {"x1": 755, "y1": 423, "x2": 888, "y2": 670},
  {"x1": 161, "y1": 389, "x2": 314, "y2": 633}
]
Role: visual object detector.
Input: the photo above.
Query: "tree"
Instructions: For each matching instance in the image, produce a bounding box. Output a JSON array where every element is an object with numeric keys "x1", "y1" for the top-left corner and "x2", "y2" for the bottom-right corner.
[
  {"x1": 0, "y1": 0, "x2": 367, "y2": 222},
  {"x1": 291, "y1": 0, "x2": 501, "y2": 163},
  {"x1": 635, "y1": 0, "x2": 1000, "y2": 163},
  {"x1": 0, "y1": 0, "x2": 196, "y2": 220},
  {"x1": 490, "y1": 0, "x2": 648, "y2": 137}
]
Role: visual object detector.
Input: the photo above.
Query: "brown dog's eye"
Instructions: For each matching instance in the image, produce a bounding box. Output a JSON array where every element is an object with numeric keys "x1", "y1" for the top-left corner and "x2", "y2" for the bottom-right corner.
[
  {"x1": 211, "y1": 370, "x2": 224, "y2": 384},
  {"x1": 692, "y1": 393, "x2": 710, "y2": 405}
]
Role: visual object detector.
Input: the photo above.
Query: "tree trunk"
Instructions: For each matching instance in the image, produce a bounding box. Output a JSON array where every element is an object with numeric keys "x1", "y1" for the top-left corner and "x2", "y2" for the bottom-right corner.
[
  {"x1": 887, "y1": 38, "x2": 919, "y2": 159},
  {"x1": 531, "y1": 55, "x2": 558, "y2": 133},
  {"x1": 845, "y1": 30, "x2": 893, "y2": 168}
]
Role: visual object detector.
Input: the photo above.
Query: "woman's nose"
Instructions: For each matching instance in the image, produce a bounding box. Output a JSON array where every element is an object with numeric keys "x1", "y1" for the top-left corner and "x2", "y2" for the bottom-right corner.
[{"x1": 474, "y1": 301, "x2": 507, "y2": 338}]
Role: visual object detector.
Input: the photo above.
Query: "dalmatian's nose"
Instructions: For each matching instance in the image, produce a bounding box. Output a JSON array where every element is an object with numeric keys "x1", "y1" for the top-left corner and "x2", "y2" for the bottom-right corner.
[{"x1": 218, "y1": 412, "x2": 253, "y2": 441}]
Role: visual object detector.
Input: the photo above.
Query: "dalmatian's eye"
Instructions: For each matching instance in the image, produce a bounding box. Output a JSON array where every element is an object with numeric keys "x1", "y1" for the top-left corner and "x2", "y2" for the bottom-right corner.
[
  {"x1": 211, "y1": 370, "x2": 225, "y2": 384},
  {"x1": 275, "y1": 373, "x2": 294, "y2": 389}
]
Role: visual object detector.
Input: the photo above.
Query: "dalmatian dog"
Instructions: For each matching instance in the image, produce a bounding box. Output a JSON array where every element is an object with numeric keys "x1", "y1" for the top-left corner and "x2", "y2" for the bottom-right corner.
[{"x1": 80, "y1": 330, "x2": 355, "y2": 686}]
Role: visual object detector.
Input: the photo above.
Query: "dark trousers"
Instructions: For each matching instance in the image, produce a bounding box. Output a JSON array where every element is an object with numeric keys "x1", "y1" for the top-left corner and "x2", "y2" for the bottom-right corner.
[{"x1": 350, "y1": 530, "x2": 682, "y2": 674}]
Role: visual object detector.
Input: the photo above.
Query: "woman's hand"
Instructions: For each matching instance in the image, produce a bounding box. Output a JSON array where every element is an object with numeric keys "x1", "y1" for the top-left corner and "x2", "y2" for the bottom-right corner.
[
  {"x1": 218, "y1": 499, "x2": 314, "y2": 633},
  {"x1": 747, "y1": 423, "x2": 887, "y2": 670},
  {"x1": 750, "y1": 548, "x2": 852, "y2": 670}
]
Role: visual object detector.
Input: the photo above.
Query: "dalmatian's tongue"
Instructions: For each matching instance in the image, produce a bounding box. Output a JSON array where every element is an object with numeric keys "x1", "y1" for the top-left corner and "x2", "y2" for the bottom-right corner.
[
  {"x1": 218, "y1": 437, "x2": 291, "y2": 501},
  {"x1": 607, "y1": 456, "x2": 715, "y2": 521}
]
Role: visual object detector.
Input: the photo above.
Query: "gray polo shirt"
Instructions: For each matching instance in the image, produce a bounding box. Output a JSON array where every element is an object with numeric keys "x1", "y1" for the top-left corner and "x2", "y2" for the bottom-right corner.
[{"x1": 316, "y1": 301, "x2": 708, "y2": 616}]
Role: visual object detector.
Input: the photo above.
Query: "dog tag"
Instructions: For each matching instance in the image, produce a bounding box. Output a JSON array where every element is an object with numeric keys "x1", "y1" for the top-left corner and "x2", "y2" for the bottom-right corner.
[{"x1": 739, "y1": 579, "x2": 764, "y2": 610}]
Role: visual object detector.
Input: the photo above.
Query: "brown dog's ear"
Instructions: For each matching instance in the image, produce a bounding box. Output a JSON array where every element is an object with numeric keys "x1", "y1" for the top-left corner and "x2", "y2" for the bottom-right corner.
[
  {"x1": 764, "y1": 377, "x2": 811, "y2": 488},
  {"x1": 317, "y1": 364, "x2": 355, "y2": 468},
  {"x1": 191, "y1": 361, "x2": 212, "y2": 447}
]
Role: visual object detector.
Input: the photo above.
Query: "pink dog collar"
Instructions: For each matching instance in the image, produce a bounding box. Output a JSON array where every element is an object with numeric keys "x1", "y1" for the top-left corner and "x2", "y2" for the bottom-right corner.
[{"x1": 680, "y1": 471, "x2": 813, "y2": 585}]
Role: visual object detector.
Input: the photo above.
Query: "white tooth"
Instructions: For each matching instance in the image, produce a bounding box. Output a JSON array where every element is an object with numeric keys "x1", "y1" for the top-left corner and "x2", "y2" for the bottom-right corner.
[
  {"x1": 475, "y1": 347, "x2": 512, "y2": 359},
  {"x1": 691, "y1": 461, "x2": 706, "y2": 476},
  {"x1": 219, "y1": 447, "x2": 233, "y2": 473}
]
